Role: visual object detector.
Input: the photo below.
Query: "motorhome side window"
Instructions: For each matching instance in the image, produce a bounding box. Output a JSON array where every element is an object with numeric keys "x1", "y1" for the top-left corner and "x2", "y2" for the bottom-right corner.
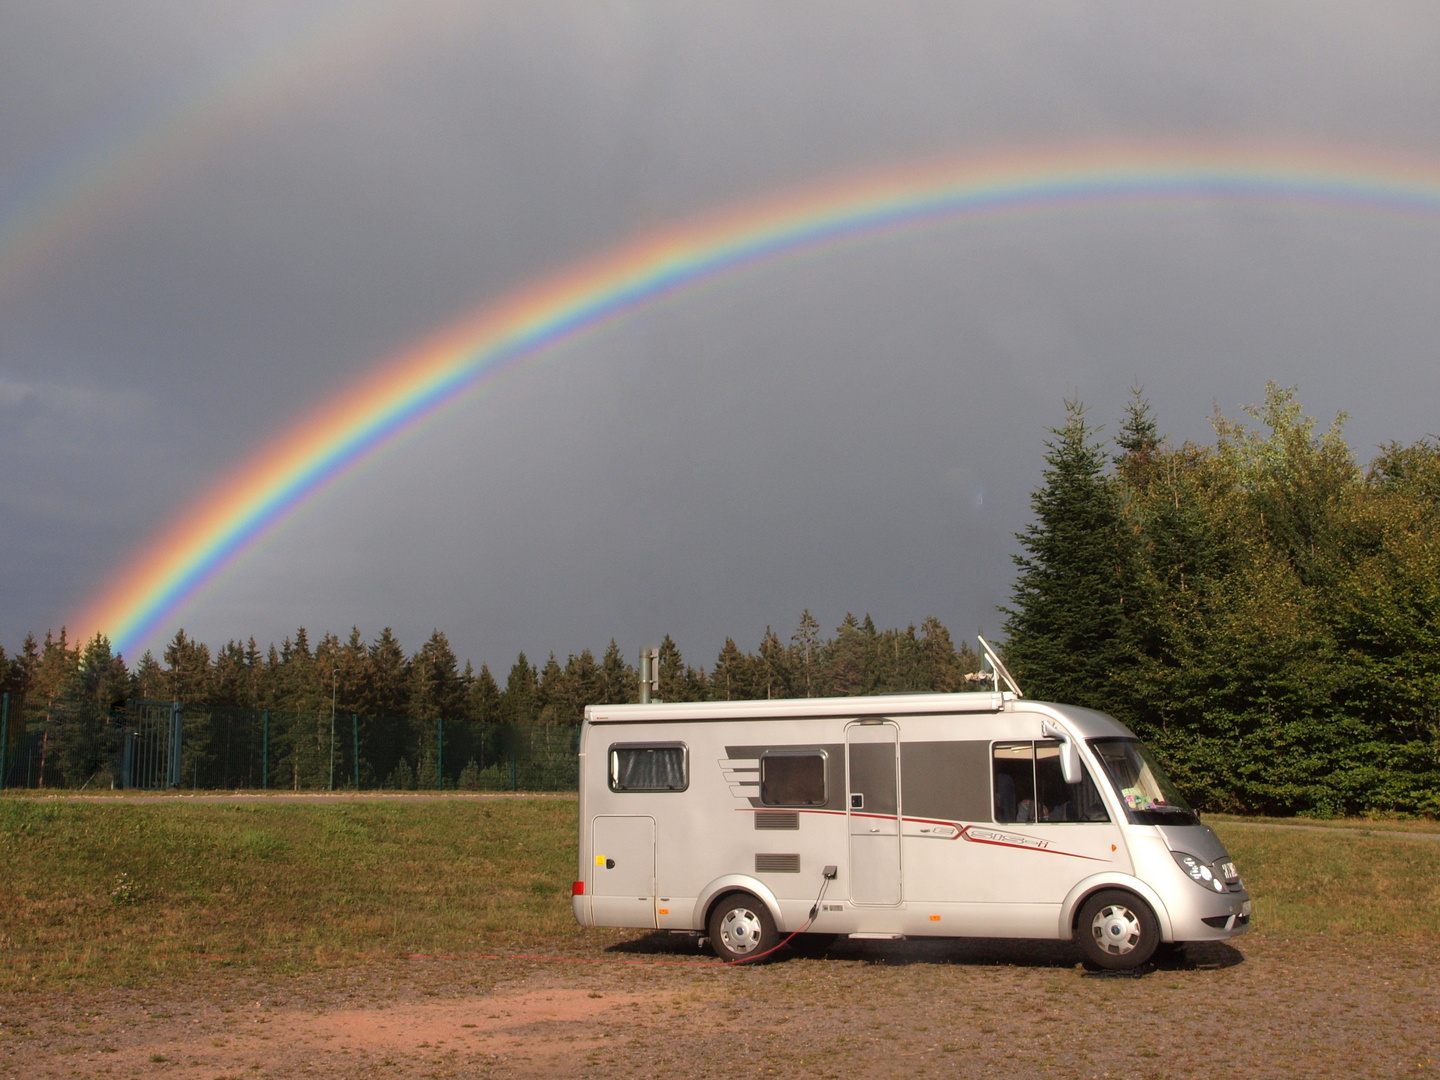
[
  {"x1": 759, "y1": 751, "x2": 827, "y2": 806},
  {"x1": 608, "y1": 744, "x2": 688, "y2": 792},
  {"x1": 993, "y1": 741, "x2": 1108, "y2": 823}
]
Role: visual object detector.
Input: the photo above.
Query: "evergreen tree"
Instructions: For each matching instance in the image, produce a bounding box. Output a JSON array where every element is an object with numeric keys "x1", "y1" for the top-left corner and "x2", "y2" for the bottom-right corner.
[
  {"x1": 362, "y1": 628, "x2": 410, "y2": 717},
  {"x1": 467, "y1": 664, "x2": 502, "y2": 723},
  {"x1": 535, "y1": 652, "x2": 570, "y2": 724},
  {"x1": 598, "y1": 640, "x2": 635, "y2": 704},
  {"x1": 711, "y1": 638, "x2": 749, "y2": 701},
  {"x1": 791, "y1": 611, "x2": 821, "y2": 697},
  {"x1": 500, "y1": 652, "x2": 538, "y2": 724},
  {"x1": 1002, "y1": 397, "x2": 1138, "y2": 710},
  {"x1": 754, "y1": 627, "x2": 793, "y2": 699},
  {"x1": 133, "y1": 651, "x2": 167, "y2": 699}
]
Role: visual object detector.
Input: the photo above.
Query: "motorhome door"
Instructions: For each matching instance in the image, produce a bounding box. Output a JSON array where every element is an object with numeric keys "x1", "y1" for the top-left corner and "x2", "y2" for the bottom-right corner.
[
  {"x1": 590, "y1": 816, "x2": 657, "y2": 928},
  {"x1": 846, "y1": 721, "x2": 901, "y2": 905}
]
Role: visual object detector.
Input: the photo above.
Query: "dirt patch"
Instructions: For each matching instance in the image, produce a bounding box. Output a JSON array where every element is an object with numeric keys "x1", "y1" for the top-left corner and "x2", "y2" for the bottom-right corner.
[{"x1": 2, "y1": 934, "x2": 1436, "y2": 1078}]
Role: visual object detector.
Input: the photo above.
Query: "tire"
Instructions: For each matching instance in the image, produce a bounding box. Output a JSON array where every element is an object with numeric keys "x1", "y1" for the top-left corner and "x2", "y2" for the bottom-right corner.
[
  {"x1": 787, "y1": 933, "x2": 838, "y2": 959},
  {"x1": 1077, "y1": 889, "x2": 1160, "y2": 971},
  {"x1": 708, "y1": 892, "x2": 779, "y2": 962}
]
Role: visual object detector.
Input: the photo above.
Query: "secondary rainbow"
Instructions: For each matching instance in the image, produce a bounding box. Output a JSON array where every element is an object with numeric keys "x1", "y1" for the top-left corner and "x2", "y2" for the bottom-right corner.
[{"x1": 79, "y1": 144, "x2": 1440, "y2": 657}]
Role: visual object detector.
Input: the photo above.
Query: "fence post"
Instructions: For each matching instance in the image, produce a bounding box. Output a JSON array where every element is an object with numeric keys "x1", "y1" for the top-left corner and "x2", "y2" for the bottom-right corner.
[
  {"x1": 436, "y1": 716, "x2": 443, "y2": 790},
  {"x1": 0, "y1": 691, "x2": 8, "y2": 790},
  {"x1": 168, "y1": 702, "x2": 183, "y2": 789},
  {"x1": 352, "y1": 714, "x2": 359, "y2": 789},
  {"x1": 510, "y1": 755, "x2": 516, "y2": 792},
  {"x1": 261, "y1": 709, "x2": 269, "y2": 791}
]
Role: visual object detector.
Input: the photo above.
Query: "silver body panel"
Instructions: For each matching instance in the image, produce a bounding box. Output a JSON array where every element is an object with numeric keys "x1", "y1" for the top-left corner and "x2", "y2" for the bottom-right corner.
[{"x1": 573, "y1": 692, "x2": 1250, "y2": 944}]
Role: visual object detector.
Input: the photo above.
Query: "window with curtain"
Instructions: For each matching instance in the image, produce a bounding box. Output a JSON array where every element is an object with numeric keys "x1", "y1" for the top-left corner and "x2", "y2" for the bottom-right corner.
[{"x1": 609, "y1": 744, "x2": 688, "y2": 792}]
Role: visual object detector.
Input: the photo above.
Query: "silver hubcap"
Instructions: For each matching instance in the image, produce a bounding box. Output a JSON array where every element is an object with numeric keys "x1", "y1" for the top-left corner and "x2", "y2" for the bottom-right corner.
[
  {"x1": 1090, "y1": 904, "x2": 1143, "y2": 956},
  {"x1": 718, "y1": 906, "x2": 765, "y2": 955}
]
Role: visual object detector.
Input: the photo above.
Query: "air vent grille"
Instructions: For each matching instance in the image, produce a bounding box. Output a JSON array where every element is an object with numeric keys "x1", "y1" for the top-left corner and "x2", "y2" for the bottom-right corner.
[
  {"x1": 754, "y1": 811, "x2": 799, "y2": 830},
  {"x1": 755, "y1": 853, "x2": 801, "y2": 873}
]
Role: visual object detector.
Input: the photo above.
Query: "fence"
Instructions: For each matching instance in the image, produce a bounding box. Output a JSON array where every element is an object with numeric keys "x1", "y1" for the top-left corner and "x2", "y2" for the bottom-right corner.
[{"x1": 0, "y1": 696, "x2": 580, "y2": 792}]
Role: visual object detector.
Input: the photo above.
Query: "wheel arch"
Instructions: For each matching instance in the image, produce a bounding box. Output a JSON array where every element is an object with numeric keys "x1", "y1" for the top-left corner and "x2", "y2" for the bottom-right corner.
[
  {"x1": 693, "y1": 876, "x2": 784, "y2": 932},
  {"x1": 1059, "y1": 873, "x2": 1174, "y2": 943}
]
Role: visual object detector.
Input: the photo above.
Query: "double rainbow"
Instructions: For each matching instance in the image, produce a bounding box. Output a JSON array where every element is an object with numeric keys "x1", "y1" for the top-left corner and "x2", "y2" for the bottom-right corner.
[{"x1": 78, "y1": 144, "x2": 1440, "y2": 658}]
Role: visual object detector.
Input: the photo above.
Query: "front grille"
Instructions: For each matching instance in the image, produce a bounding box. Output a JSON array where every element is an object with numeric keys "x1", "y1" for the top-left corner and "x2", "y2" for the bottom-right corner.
[
  {"x1": 755, "y1": 853, "x2": 801, "y2": 873},
  {"x1": 1234, "y1": 913, "x2": 1249, "y2": 926},
  {"x1": 1201, "y1": 915, "x2": 1230, "y2": 928}
]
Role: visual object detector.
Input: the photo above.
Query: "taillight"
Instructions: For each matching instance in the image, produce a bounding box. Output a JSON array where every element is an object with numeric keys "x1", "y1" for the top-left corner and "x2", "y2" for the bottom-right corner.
[{"x1": 572, "y1": 880, "x2": 585, "y2": 896}]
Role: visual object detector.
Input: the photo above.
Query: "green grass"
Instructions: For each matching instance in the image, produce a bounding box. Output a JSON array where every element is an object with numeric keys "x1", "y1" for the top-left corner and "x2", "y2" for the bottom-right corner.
[
  {"x1": 1210, "y1": 817, "x2": 1440, "y2": 937},
  {"x1": 1, "y1": 798, "x2": 1436, "y2": 989},
  {"x1": 0, "y1": 795, "x2": 587, "y2": 988}
]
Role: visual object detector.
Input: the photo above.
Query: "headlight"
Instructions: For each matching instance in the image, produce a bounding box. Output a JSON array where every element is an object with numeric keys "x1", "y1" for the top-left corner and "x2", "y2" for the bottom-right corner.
[{"x1": 1171, "y1": 851, "x2": 1228, "y2": 893}]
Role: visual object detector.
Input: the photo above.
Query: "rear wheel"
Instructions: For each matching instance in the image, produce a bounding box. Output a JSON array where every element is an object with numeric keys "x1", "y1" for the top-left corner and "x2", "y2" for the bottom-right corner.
[
  {"x1": 1077, "y1": 889, "x2": 1160, "y2": 971},
  {"x1": 708, "y1": 892, "x2": 779, "y2": 962}
]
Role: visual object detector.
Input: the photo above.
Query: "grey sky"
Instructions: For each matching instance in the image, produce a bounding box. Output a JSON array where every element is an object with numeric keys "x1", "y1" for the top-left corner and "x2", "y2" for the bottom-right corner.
[{"x1": 3, "y1": 1, "x2": 1440, "y2": 670}]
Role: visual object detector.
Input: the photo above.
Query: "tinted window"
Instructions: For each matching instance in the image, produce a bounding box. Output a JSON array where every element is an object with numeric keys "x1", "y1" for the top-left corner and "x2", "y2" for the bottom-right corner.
[
  {"x1": 1034, "y1": 742, "x2": 1110, "y2": 822},
  {"x1": 994, "y1": 740, "x2": 1109, "y2": 824},
  {"x1": 760, "y1": 752, "x2": 827, "y2": 806},
  {"x1": 609, "y1": 744, "x2": 688, "y2": 792},
  {"x1": 992, "y1": 742, "x2": 1037, "y2": 823}
]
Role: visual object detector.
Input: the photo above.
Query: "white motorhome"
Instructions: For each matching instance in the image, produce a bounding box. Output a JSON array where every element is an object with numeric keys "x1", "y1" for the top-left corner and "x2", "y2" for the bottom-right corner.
[{"x1": 572, "y1": 652, "x2": 1250, "y2": 970}]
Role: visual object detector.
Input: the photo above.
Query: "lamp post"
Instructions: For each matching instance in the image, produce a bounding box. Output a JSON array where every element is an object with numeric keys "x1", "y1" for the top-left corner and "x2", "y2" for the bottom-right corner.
[{"x1": 329, "y1": 668, "x2": 338, "y2": 791}]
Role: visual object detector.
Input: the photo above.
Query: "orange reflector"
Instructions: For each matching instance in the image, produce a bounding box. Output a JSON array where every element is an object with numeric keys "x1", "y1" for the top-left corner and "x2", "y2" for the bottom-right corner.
[
  {"x1": 572, "y1": 881, "x2": 585, "y2": 896},
  {"x1": 929, "y1": 915, "x2": 941, "y2": 921},
  {"x1": 658, "y1": 908, "x2": 669, "y2": 915}
]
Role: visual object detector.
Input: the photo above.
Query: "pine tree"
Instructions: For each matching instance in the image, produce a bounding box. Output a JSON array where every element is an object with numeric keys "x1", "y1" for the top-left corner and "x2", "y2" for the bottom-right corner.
[
  {"x1": 1002, "y1": 397, "x2": 1138, "y2": 709},
  {"x1": 468, "y1": 664, "x2": 502, "y2": 722},
  {"x1": 362, "y1": 628, "x2": 410, "y2": 718},
  {"x1": 598, "y1": 640, "x2": 634, "y2": 704},
  {"x1": 791, "y1": 611, "x2": 821, "y2": 697},
  {"x1": 756, "y1": 628, "x2": 793, "y2": 699},
  {"x1": 500, "y1": 653, "x2": 538, "y2": 724},
  {"x1": 711, "y1": 638, "x2": 749, "y2": 701}
]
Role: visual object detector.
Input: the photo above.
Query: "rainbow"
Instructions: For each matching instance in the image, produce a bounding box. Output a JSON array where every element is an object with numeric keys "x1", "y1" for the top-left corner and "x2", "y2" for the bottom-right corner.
[
  {"x1": 0, "y1": 0, "x2": 400, "y2": 299},
  {"x1": 78, "y1": 144, "x2": 1440, "y2": 658}
]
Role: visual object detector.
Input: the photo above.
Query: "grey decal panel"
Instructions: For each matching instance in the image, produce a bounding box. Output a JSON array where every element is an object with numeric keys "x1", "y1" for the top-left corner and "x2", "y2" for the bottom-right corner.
[
  {"x1": 901, "y1": 740, "x2": 992, "y2": 822},
  {"x1": 725, "y1": 743, "x2": 846, "y2": 811}
]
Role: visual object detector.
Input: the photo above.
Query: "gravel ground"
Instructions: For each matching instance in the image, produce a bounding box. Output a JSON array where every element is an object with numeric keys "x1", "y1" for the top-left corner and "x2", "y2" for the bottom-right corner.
[{"x1": 3, "y1": 933, "x2": 1436, "y2": 1079}]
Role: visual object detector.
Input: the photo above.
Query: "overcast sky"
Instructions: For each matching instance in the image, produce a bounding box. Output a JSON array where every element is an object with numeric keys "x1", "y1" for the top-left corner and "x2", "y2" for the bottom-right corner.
[{"x1": 3, "y1": 1, "x2": 1440, "y2": 672}]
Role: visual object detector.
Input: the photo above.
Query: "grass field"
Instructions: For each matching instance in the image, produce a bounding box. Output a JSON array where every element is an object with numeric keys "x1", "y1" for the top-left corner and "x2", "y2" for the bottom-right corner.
[{"x1": 1, "y1": 795, "x2": 1438, "y2": 990}]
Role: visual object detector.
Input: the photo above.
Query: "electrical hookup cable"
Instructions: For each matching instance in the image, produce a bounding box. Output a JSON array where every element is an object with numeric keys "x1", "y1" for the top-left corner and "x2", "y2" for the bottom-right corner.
[{"x1": 724, "y1": 863, "x2": 837, "y2": 965}]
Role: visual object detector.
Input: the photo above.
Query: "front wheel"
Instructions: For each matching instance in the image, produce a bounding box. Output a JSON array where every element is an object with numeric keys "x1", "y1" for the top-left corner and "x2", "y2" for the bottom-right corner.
[
  {"x1": 1077, "y1": 889, "x2": 1160, "y2": 971},
  {"x1": 708, "y1": 893, "x2": 779, "y2": 962}
]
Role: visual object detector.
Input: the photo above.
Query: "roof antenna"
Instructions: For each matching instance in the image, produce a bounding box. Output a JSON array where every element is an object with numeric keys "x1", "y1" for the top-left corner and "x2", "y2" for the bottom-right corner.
[{"x1": 977, "y1": 635, "x2": 1023, "y2": 698}]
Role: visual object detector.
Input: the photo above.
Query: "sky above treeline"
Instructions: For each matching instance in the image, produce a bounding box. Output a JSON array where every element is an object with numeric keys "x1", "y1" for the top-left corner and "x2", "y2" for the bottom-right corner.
[{"x1": 3, "y1": 2, "x2": 1440, "y2": 670}]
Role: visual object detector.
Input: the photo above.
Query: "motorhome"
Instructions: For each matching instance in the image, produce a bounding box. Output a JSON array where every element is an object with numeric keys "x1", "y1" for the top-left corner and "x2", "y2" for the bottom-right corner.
[{"x1": 572, "y1": 644, "x2": 1250, "y2": 970}]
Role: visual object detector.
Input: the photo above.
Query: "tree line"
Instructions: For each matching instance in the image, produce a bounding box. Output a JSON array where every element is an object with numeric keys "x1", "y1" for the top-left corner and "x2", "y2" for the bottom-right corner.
[
  {"x1": 1003, "y1": 383, "x2": 1440, "y2": 816},
  {"x1": 0, "y1": 612, "x2": 984, "y2": 790},
  {"x1": 6, "y1": 381, "x2": 1435, "y2": 813}
]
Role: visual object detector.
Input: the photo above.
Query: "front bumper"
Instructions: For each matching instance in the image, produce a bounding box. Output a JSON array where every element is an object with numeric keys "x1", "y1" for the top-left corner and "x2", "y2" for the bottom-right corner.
[{"x1": 1170, "y1": 887, "x2": 1251, "y2": 941}]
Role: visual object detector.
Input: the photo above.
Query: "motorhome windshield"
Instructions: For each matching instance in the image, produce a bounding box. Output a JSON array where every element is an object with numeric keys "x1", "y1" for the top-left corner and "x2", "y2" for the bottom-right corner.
[{"x1": 1088, "y1": 739, "x2": 1199, "y2": 826}]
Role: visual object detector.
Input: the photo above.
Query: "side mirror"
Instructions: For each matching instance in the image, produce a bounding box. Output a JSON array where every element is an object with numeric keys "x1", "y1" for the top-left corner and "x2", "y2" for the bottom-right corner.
[
  {"x1": 1041, "y1": 720, "x2": 1083, "y2": 785},
  {"x1": 1059, "y1": 740, "x2": 1081, "y2": 786}
]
